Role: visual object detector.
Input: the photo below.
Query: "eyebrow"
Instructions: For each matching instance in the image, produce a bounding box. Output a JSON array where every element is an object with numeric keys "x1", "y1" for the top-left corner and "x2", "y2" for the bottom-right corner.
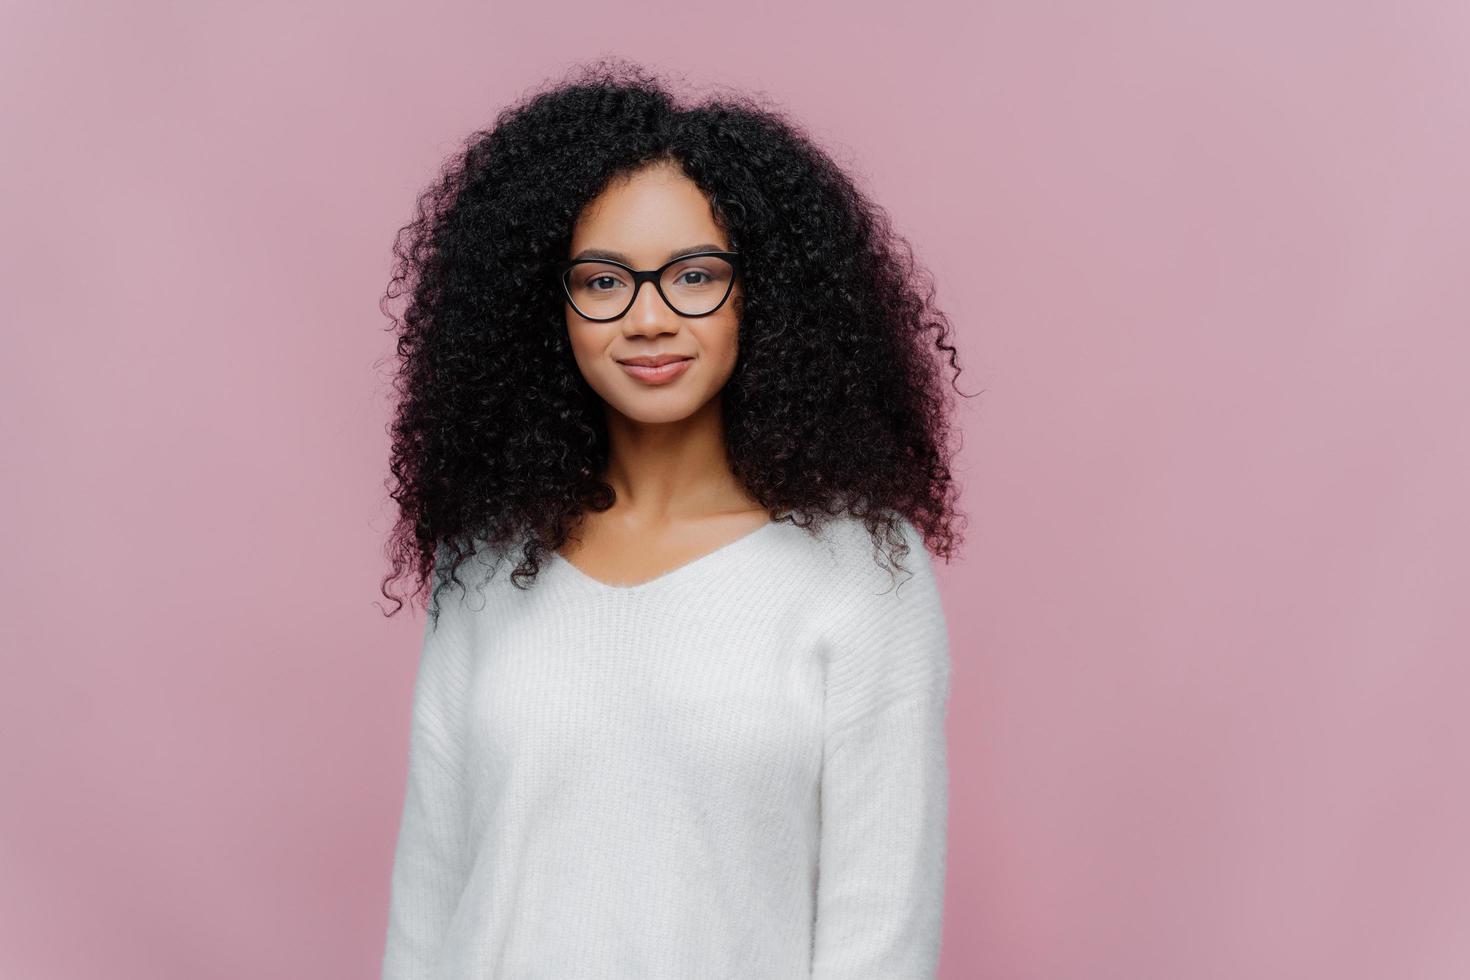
[{"x1": 571, "y1": 242, "x2": 728, "y2": 265}]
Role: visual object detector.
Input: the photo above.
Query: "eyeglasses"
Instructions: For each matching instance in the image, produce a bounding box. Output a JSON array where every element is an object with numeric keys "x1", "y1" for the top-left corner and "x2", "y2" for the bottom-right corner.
[{"x1": 558, "y1": 250, "x2": 741, "y2": 322}]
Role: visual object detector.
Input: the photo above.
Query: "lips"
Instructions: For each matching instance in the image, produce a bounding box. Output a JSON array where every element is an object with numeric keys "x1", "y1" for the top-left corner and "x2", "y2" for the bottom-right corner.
[
  {"x1": 616, "y1": 355, "x2": 694, "y2": 367},
  {"x1": 617, "y1": 356, "x2": 694, "y2": 385}
]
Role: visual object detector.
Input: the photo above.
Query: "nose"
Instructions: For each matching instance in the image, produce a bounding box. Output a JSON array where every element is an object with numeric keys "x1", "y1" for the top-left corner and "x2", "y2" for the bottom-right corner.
[{"x1": 621, "y1": 279, "x2": 679, "y2": 337}]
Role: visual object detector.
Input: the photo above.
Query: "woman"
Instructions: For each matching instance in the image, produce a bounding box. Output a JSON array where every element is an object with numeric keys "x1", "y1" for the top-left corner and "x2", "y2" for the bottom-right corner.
[{"x1": 379, "y1": 59, "x2": 971, "y2": 979}]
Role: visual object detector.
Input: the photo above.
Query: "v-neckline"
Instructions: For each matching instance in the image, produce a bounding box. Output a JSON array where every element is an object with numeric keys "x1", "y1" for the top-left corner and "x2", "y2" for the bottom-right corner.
[{"x1": 553, "y1": 519, "x2": 779, "y2": 594}]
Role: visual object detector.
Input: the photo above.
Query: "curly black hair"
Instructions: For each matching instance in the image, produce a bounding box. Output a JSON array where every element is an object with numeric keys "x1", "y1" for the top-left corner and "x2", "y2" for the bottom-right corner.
[{"x1": 377, "y1": 58, "x2": 978, "y2": 621}]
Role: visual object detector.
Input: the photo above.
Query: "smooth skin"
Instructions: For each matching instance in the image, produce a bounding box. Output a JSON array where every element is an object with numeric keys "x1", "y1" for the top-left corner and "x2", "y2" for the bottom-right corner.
[{"x1": 558, "y1": 159, "x2": 771, "y2": 587}]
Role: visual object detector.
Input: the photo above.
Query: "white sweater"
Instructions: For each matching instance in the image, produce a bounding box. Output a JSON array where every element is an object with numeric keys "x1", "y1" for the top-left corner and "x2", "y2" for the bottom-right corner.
[{"x1": 381, "y1": 514, "x2": 951, "y2": 979}]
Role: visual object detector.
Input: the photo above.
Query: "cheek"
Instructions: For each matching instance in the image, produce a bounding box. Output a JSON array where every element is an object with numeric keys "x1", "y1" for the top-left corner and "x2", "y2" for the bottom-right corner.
[
  {"x1": 564, "y1": 322, "x2": 608, "y2": 370},
  {"x1": 713, "y1": 324, "x2": 740, "y2": 361},
  {"x1": 699, "y1": 319, "x2": 742, "y2": 382}
]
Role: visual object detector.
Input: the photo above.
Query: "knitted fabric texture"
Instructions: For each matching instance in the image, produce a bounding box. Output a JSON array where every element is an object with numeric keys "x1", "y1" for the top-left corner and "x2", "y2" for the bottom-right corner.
[{"x1": 381, "y1": 514, "x2": 951, "y2": 979}]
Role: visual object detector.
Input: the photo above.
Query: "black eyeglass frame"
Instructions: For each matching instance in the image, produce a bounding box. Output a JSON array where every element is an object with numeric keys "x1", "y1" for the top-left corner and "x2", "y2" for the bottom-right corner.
[{"x1": 557, "y1": 250, "x2": 742, "y2": 322}]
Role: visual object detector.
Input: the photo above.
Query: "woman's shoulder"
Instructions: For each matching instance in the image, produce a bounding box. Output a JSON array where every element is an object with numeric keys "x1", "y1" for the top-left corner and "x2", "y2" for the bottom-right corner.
[
  {"x1": 426, "y1": 535, "x2": 524, "y2": 613},
  {"x1": 768, "y1": 510, "x2": 936, "y2": 603},
  {"x1": 789, "y1": 509, "x2": 928, "y2": 566}
]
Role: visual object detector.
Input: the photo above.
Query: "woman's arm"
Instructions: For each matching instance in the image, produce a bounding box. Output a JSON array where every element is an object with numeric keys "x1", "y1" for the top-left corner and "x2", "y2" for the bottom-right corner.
[
  {"x1": 381, "y1": 583, "x2": 474, "y2": 980},
  {"x1": 812, "y1": 521, "x2": 953, "y2": 979}
]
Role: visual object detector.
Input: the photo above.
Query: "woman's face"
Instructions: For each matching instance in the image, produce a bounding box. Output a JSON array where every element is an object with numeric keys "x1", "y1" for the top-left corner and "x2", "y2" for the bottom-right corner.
[{"x1": 562, "y1": 161, "x2": 741, "y2": 426}]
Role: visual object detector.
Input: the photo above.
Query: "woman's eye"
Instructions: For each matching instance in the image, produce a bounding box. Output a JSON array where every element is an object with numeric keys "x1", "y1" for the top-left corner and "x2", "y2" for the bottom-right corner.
[
  {"x1": 676, "y1": 270, "x2": 710, "y2": 286},
  {"x1": 588, "y1": 275, "x2": 620, "y2": 291}
]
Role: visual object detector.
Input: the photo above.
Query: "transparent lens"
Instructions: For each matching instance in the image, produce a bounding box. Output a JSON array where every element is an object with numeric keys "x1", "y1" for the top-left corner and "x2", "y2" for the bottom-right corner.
[
  {"x1": 565, "y1": 262, "x2": 633, "y2": 318},
  {"x1": 659, "y1": 256, "x2": 735, "y2": 315}
]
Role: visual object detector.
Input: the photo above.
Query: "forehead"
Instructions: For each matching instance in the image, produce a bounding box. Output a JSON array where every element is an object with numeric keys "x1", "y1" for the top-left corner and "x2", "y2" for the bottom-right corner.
[{"x1": 569, "y1": 163, "x2": 727, "y2": 266}]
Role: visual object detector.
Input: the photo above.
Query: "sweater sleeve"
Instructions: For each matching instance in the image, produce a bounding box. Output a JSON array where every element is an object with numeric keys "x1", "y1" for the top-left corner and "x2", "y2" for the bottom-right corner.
[
  {"x1": 811, "y1": 520, "x2": 953, "y2": 979},
  {"x1": 381, "y1": 580, "x2": 474, "y2": 980}
]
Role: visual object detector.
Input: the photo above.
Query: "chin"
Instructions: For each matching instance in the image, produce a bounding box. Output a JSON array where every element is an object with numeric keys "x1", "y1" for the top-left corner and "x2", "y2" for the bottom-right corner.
[{"x1": 608, "y1": 399, "x2": 704, "y2": 425}]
